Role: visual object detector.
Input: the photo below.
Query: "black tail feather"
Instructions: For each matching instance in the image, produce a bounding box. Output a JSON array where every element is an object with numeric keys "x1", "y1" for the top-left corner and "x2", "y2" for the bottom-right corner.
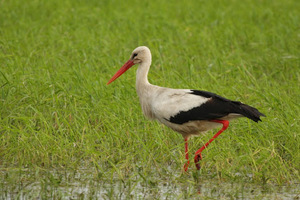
[{"x1": 237, "y1": 103, "x2": 266, "y2": 122}]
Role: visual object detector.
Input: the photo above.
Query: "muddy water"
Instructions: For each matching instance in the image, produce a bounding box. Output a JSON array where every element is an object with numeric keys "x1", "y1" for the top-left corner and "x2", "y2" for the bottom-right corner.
[{"x1": 0, "y1": 168, "x2": 299, "y2": 199}]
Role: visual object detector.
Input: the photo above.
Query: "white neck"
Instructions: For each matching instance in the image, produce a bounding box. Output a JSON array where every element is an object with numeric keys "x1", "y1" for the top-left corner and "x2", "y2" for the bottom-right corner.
[
  {"x1": 135, "y1": 58, "x2": 158, "y2": 119},
  {"x1": 136, "y1": 60, "x2": 151, "y2": 96}
]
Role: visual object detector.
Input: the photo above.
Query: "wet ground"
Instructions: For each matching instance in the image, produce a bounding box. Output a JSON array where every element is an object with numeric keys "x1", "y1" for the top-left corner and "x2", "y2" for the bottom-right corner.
[{"x1": 0, "y1": 168, "x2": 299, "y2": 199}]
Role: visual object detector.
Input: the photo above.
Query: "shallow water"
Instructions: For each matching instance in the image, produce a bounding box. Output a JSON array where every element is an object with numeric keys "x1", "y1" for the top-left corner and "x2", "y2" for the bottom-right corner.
[{"x1": 0, "y1": 168, "x2": 299, "y2": 199}]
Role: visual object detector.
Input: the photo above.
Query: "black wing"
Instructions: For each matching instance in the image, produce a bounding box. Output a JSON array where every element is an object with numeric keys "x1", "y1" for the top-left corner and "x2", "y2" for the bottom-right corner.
[{"x1": 168, "y1": 90, "x2": 265, "y2": 125}]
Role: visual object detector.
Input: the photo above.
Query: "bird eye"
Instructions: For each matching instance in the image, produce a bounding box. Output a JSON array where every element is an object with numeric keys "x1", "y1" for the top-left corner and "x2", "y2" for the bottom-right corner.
[{"x1": 132, "y1": 53, "x2": 138, "y2": 58}]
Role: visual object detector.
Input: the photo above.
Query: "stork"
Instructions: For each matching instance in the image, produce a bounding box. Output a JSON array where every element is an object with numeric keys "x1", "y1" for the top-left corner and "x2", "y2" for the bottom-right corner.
[{"x1": 107, "y1": 46, "x2": 265, "y2": 171}]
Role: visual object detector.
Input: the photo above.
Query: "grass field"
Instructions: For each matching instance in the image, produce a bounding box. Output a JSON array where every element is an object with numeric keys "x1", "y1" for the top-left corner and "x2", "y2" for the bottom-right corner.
[{"x1": 0, "y1": 0, "x2": 299, "y2": 198}]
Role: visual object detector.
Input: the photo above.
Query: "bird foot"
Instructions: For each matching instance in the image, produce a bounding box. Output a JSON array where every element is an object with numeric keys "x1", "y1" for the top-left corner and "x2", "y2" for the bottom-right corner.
[{"x1": 194, "y1": 153, "x2": 202, "y2": 170}]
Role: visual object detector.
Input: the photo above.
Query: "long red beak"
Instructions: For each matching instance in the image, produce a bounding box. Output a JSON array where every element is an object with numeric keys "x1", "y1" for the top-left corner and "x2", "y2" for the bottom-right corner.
[{"x1": 107, "y1": 60, "x2": 135, "y2": 85}]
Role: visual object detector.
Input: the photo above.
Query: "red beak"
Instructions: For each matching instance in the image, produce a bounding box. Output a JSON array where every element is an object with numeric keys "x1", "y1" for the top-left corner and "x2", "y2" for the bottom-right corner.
[{"x1": 107, "y1": 60, "x2": 135, "y2": 85}]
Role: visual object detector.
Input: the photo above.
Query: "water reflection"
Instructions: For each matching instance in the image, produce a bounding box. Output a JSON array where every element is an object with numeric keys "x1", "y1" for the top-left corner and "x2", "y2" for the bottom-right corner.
[{"x1": 0, "y1": 168, "x2": 299, "y2": 199}]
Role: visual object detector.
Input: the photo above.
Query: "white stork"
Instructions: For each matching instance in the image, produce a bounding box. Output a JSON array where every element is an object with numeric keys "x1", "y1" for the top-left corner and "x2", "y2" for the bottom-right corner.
[{"x1": 107, "y1": 46, "x2": 265, "y2": 171}]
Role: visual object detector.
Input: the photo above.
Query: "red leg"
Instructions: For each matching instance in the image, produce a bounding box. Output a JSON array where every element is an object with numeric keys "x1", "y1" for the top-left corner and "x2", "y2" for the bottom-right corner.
[
  {"x1": 194, "y1": 120, "x2": 229, "y2": 170},
  {"x1": 183, "y1": 137, "x2": 190, "y2": 171}
]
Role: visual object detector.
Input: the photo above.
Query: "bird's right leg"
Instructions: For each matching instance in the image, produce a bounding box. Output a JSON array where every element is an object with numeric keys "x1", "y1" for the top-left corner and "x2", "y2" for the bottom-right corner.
[
  {"x1": 194, "y1": 120, "x2": 229, "y2": 170},
  {"x1": 183, "y1": 137, "x2": 190, "y2": 171}
]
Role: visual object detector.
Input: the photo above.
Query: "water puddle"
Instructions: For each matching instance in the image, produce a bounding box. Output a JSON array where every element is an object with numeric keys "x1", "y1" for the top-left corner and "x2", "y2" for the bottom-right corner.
[{"x1": 0, "y1": 168, "x2": 299, "y2": 199}]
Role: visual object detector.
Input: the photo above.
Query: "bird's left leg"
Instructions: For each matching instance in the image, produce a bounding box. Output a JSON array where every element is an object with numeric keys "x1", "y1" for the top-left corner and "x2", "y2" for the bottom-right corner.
[
  {"x1": 183, "y1": 137, "x2": 190, "y2": 171},
  {"x1": 194, "y1": 120, "x2": 229, "y2": 170}
]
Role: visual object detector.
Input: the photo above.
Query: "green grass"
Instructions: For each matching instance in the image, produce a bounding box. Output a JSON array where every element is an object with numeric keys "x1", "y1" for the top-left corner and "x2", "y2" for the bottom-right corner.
[{"x1": 0, "y1": 0, "x2": 299, "y2": 192}]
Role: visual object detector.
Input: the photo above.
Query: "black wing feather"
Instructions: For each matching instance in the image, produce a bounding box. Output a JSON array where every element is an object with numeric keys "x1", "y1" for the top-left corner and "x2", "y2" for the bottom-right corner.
[{"x1": 168, "y1": 90, "x2": 265, "y2": 125}]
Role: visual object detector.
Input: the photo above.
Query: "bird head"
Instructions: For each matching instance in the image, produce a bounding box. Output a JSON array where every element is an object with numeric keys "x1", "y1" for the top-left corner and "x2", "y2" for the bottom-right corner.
[{"x1": 107, "y1": 46, "x2": 151, "y2": 85}]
